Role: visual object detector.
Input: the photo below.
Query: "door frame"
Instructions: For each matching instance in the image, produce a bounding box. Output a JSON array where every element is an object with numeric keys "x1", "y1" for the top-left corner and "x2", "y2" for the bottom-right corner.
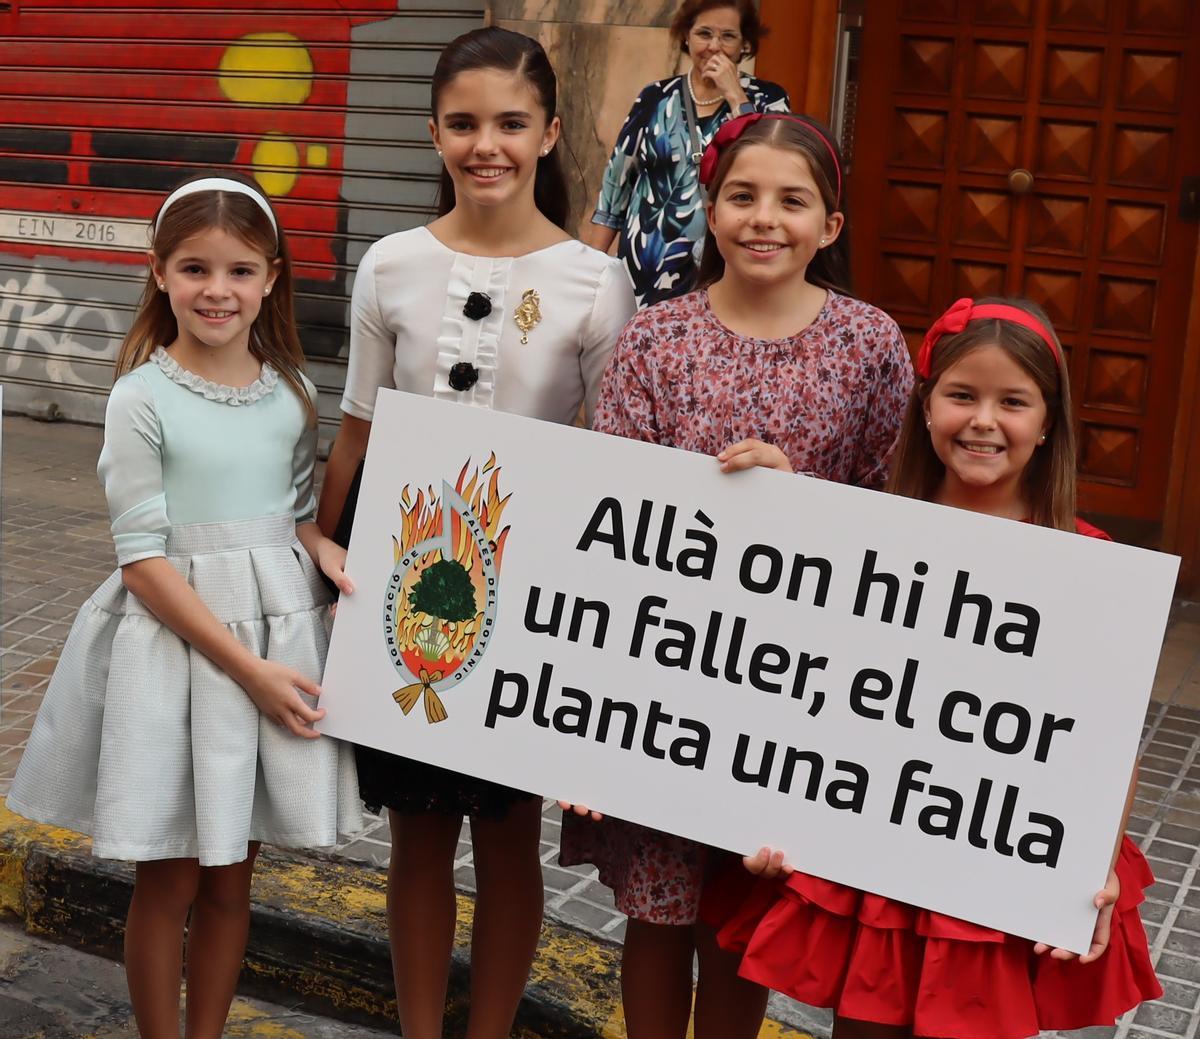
[
  {"x1": 757, "y1": 0, "x2": 838, "y2": 123},
  {"x1": 1164, "y1": 248, "x2": 1200, "y2": 596}
]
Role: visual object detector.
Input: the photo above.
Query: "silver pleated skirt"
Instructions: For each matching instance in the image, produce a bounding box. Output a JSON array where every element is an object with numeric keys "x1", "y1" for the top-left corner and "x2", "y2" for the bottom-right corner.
[{"x1": 7, "y1": 514, "x2": 363, "y2": 866}]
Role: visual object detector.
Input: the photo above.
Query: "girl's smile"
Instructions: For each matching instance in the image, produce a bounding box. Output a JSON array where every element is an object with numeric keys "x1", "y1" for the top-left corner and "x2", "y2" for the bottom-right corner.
[
  {"x1": 153, "y1": 226, "x2": 277, "y2": 356},
  {"x1": 465, "y1": 165, "x2": 514, "y2": 180},
  {"x1": 430, "y1": 68, "x2": 559, "y2": 212},
  {"x1": 925, "y1": 343, "x2": 1050, "y2": 515},
  {"x1": 706, "y1": 143, "x2": 842, "y2": 288},
  {"x1": 740, "y1": 238, "x2": 785, "y2": 256}
]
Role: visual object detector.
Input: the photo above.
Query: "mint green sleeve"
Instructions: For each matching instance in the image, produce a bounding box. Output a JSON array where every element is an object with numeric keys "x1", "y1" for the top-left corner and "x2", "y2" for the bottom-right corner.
[
  {"x1": 292, "y1": 375, "x2": 319, "y2": 525},
  {"x1": 98, "y1": 371, "x2": 171, "y2": 566}
]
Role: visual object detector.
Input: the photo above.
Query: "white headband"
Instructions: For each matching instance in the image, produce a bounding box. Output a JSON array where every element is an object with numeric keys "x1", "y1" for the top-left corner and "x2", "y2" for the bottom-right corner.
[{"x1": 154, "y1": 177, "x2": 278, "y2": 238}]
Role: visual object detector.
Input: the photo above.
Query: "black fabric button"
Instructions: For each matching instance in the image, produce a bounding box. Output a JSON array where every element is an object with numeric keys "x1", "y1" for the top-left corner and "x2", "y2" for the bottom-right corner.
[
  {"x1": 463, "y1": 292, "x2": 492, "y2": 320},
  {"x1": 449, "y1": 362, "x2": 479, "y2": 391}
]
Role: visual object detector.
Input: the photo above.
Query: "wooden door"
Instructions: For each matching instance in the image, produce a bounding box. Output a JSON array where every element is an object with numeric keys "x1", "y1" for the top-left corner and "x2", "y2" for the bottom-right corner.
[{"x1": 850, "y1": 0, "x2": 1200, "y2": 527}]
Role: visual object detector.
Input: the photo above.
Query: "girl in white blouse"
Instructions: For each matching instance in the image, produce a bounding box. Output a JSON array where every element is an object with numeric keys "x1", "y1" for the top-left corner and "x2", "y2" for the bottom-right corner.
[{"x1": 318, "y1": 26, "x2": 634, "y2": 1039}]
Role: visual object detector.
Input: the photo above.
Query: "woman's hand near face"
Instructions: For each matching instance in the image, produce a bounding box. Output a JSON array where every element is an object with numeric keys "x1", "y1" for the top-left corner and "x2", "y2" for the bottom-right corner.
[{"x1": 701, "y1": 52, "x2": 748, "y2": 107}]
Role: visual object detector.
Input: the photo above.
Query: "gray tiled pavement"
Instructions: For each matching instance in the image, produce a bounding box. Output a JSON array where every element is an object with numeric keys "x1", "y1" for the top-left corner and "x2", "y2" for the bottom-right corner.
[{"x1": 4, "y1": 412, "x2": 1200, "y2": 1038}]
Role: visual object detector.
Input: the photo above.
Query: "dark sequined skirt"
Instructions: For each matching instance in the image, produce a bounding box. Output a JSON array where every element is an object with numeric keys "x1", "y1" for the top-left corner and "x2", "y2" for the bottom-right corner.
[{"x1": 356, "y1": 745, "x2": 538, "y2": 819}]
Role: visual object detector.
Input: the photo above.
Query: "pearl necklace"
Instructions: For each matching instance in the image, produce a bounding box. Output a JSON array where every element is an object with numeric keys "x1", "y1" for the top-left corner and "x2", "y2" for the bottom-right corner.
[{"x1": 686, "y1": 70, "x2": 722, "y2": 107}]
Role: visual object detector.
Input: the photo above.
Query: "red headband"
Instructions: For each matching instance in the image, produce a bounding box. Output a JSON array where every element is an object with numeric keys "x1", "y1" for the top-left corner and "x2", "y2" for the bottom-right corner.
[
  {"x1": 698, "y1": 112, "x2": 842, "y2": 206},
  {"x1": 916, "y1": 298, "x2": 1062, "y2": 378}
]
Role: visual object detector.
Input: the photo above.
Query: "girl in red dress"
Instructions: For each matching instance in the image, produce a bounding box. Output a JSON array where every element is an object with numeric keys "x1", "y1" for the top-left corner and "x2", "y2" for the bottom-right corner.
[{"x1": 703, "y1": 297, "x2": 1163, "y2": 1039}]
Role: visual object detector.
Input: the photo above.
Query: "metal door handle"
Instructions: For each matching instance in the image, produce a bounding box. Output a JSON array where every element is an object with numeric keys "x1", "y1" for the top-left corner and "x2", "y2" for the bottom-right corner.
[{"x1": 1008, "y1": 168, "x2": 1035, "y2": 195}]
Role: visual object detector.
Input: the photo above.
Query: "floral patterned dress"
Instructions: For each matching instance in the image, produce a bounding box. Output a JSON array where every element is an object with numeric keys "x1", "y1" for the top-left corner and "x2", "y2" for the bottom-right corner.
[{"x1": 558, "y1": 288, "x2": 914, "y2": 923}]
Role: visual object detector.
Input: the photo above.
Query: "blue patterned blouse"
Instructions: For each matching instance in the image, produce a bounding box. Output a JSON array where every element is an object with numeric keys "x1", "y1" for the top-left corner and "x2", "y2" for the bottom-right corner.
[{"x1": 592, "y1": 74, "x2": 790, "y2": 308}]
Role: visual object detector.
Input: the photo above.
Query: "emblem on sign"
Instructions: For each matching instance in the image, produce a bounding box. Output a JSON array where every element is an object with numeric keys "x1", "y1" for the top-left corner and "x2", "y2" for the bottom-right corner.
[{"x1": 383, "y1": 455, "x2": 510, "y2": 723}]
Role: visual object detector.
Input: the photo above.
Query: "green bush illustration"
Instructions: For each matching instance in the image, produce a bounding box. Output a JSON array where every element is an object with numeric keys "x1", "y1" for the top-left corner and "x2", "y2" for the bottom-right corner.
[{"x1": 409, "y1": 558, "x2": 477, "y2": 624}]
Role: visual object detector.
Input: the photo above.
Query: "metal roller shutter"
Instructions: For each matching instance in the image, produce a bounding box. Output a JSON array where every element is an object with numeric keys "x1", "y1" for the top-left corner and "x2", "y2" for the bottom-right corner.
[{"x1": 0, "y1": 0, "x2": 483, "y2": 433}]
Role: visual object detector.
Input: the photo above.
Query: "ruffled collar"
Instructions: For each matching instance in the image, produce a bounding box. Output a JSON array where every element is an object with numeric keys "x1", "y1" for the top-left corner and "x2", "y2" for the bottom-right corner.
[{"x1": 151, "y1": 347, "x2": 278, "y2": 405}]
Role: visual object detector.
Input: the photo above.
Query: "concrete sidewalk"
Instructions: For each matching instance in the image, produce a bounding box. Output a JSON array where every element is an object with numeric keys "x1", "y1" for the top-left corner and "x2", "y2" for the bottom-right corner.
[{"x1": 4, "y1": 412, "x2": 1200, "y2": 1038}]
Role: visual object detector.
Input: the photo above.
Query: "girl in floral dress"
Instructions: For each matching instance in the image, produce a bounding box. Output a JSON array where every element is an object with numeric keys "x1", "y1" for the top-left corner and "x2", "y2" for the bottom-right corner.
[{"x1": 559, "y1": 113, "x2": 913, "y2": 1038}]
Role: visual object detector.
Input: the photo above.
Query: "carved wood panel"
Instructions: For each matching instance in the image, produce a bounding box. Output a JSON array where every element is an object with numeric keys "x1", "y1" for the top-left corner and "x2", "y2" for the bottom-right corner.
[
  {"x1": 1043, "y1": 47, "x2": 1104, "y2": 104},
  {"x1": 1110, "y1": 126, "x2": 1171, "y2": 188},
  {"x1": 1049, "y1": 0, "x2": 1109, "y2": 29},
  {"x1": 953, "y1": 261, "x2": 1007, "y2": 300},
  {"x1": 901, "y1": 0, "x2": 957, "y2": 20},
  {"x1": 978, "y1": 0, "x2": 1034, "y2": 25},
  {"x1": 894, "y1": 109, "x2": 947, "y2": 167},
  {"x1": 883, "y1": 182, "x2": 942, "y2": 238},
  {"x1": 1036, "y1": 120, "x2": 1095, "y2": 180},
  {"x1": 1127, "y1": 0, "x2": 1190, "y2": 32},
  {"x1": 970, "y1": 41, "x2": 1028, "y2": 99},
  {"x1": 1022, "y1": 268, "x2": 1080, "y2": 329},
  {"x1": 852, "y1": 0, "x2": 1200, "y2": 522},
  {"x1": 879, "y1": 253, "x2": 935, "y2": 311},
  {"x1": 963, "y1": 114, "x2": 1021, "y2": 171}
]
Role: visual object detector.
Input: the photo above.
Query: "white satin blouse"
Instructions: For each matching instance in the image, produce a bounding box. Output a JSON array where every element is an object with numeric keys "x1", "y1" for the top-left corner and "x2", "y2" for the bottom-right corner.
[{"x1": 341, "y1": 226, "x2": 636, "y2": 426}]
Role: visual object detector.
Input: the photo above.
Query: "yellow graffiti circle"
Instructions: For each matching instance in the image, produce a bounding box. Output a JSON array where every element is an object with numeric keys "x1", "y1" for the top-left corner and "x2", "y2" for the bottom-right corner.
[
  {"x1": 252, "y1": 135, "x2": 300, "y2": 197},
  {"x1": 218, "y1": 33, "x2": 313, "y2": 105}
]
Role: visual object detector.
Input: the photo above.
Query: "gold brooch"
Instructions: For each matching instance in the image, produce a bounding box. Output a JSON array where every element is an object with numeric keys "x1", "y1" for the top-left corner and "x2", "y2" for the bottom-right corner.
[{"x1": 514, "y1": 289, "x2": 542, "y2": 344}]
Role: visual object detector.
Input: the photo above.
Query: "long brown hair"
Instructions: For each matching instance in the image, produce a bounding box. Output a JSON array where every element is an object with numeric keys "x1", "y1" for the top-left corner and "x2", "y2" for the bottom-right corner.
[
  {"x1": 430, "y1": 27, "x2": 572, "y2": 230},
  {"x1": 695, "y1": 115, "x2": 851, "y2": 294},
  {"x1": 116, "y1": 171, "x2": 316, "y2": 425},
  {"x1": 886, "y1": 297, "x2": 1077, "y2": 531}
]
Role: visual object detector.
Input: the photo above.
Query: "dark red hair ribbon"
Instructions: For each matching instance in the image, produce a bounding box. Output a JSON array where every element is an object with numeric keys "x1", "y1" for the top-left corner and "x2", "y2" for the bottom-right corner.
[
  {"x1": 698, "y1": 112, "x2": 842, "y2": 206},
  {"x1": 916, "y1": 298, "x2": 1061, "y2": 378}
]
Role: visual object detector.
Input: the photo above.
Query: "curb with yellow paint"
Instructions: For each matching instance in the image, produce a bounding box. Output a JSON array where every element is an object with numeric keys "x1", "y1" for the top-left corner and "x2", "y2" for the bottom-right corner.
[{"x1": 0, "y1": 801, "x2": 812, "y2": 1037}]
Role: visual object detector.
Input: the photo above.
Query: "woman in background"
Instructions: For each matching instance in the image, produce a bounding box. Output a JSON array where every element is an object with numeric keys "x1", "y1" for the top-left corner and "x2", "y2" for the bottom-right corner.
[{"x1": 583, "y1": 0, "x2": 789, "y2": 307}]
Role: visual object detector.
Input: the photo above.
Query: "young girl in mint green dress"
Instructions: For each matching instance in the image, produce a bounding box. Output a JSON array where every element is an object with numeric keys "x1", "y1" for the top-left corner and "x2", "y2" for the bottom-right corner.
[{"x1": 8, "y1": 174, "x2": 361, "y2": 1038}]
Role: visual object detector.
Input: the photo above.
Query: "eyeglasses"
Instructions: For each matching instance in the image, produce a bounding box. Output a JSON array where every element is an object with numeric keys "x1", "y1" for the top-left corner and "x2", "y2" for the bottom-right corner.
[{"x1": 690, "y1": 26, "x2": 743, "y2": 48}]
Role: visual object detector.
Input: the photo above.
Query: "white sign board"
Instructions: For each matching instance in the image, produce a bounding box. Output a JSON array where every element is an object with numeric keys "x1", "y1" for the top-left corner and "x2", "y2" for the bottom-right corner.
[{"x1": 322, "y1": 389, "x2": 1178, "y2": 953}]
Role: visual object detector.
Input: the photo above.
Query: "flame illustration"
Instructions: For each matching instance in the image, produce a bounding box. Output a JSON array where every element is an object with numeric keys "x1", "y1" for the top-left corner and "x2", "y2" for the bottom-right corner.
[{"x1": 389, "y1": 454, "x2": 510, "y2": 670}]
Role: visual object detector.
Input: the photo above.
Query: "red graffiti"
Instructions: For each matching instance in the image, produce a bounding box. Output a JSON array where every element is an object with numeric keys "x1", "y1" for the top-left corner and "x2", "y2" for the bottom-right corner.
[{"x1": 1, "y1": 0, "x2": 400, "y2": 280}]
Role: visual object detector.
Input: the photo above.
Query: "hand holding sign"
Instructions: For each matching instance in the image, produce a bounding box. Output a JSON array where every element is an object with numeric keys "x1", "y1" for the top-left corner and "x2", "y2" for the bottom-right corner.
[
  {"x1": 557, "y1": 799, "x2": 603, "y2": 822},
  {"x1": 716, "y1": 438, "x2": 793, "y2": 474}
]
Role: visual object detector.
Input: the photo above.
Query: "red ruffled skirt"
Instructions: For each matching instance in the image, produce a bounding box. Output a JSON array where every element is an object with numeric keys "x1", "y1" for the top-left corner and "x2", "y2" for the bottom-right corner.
[{"x1": 701, "y1": 837, "x2": 1161, "y2": 1039}]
